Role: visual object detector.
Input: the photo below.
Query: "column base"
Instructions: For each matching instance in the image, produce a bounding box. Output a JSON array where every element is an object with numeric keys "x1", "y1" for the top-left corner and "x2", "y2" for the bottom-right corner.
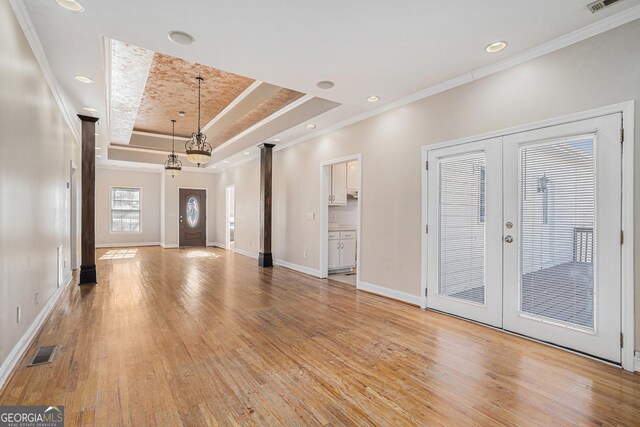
[
  {"x1": 258, "y1": 252, "x2": 273, "y2": 268},
  {"x1": 79, "y1": 264, "x2": 97, "y2": 285}
]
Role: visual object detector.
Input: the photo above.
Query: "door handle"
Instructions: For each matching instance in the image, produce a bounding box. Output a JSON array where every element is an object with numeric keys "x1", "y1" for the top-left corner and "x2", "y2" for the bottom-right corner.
[{"x1": 504, "y1": 235, "x2": 513, "y2": 243}]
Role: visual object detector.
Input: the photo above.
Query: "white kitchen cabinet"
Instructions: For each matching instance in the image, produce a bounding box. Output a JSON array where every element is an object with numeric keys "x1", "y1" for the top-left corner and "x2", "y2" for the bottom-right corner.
[
  {"x1": 329, "y1": 163, "x2": 347, "y2": 206},
  {"x1": 339, "y1": 238, "x2": 356, "y2": 268},
  {"x1": 328, "y1": 239, "x2": 341, "y2": 269},
  {"x1": 328, "y1": 230, "x2": 356, "y2": 271},
  {"x1": 346, "y1": 161, "x2": 358, "y2": 191}
]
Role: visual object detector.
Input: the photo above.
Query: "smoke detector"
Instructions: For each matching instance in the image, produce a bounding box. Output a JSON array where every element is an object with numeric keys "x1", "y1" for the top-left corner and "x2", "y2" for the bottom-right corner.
[{"x1": 587, "y1": 0, "x2": 624, "y2": 13}]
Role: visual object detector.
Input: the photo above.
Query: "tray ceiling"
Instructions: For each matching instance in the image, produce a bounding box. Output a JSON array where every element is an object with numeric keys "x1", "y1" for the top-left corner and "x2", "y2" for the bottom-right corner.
[{"x1": 109, "y1": 39, "x2": 308, "y2": 155}]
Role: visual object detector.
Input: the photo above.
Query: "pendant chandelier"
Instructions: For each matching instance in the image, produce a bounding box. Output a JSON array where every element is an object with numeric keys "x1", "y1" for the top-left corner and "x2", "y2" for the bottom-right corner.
[
  {"x1": 185, "y1": 76, "x2": 212, "y2": 166},
  {"x1": 164, "y1": 119, "x2": 182, "y2": 177}
]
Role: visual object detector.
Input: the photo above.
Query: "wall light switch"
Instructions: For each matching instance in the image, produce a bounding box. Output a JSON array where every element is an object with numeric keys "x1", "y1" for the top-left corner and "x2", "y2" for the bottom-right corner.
[
  {"x1": 16, "y1": 306, "x2": 21, "y2": 323},
  {"x1": 306, "y1": 212, "x2": 315, "y2": 221}
]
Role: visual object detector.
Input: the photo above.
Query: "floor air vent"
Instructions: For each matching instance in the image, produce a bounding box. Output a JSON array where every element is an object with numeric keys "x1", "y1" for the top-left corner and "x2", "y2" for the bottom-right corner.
[
  {"x1": 27, "y1": 345, "x2": 58, "y2": 367},
  {"x1": 587, "y1": 0, "x2": 623, "y2": 13}
]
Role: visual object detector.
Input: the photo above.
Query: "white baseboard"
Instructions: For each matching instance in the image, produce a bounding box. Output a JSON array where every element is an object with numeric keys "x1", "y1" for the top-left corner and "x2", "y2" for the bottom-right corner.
[
  {"x1": 96, "y1": 241, "x2": 160, "y2": 248},
  {"x1": 634, "y1": 352, "x2": 640, "y2": 372},
  {"x1": 160, "y1": 243, "x2": 179, "y2": 249},
  {"x1": 274, "y1": 259, "x2": 321, "y2": 278},
  {"x1": 0, "y1": 273, "x2": 74, "y2": 391},
  {"x1": 357, "y1": 280, "x2": 424, "y2": 306},
  {"x1": 233, "y1": 247, "x2": 258, "y2": 259},
  {"x1": 208, "y1": 242, "x2": 226, "y2": 248}
]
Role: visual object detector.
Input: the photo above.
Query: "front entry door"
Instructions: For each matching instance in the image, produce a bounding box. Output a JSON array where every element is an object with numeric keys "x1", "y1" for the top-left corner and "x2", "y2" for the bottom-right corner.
[{"x1": 179, "y1": 189, "x2": 206, "y2": 247}]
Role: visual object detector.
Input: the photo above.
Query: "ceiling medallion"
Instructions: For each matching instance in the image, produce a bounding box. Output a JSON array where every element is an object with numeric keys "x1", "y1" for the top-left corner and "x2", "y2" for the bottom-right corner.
[
  {"x1": 165, "y1": 119, "x2": 182, "y2": 177},
  {"x1": 185, "y1": 77, "x2": 212, "y2": 167}
]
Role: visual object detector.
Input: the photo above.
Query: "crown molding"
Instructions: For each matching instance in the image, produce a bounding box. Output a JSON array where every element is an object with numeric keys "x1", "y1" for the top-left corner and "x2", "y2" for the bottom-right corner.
[
  {"x1": 211, "y1": 153, "x2": 258, "y2": 174},
  {"x1": 275, "y1": 4, "x2": 640, "y2": 154},
  {"x1": 97, "y1": 165, "x2": 163, "y2": 173},
  {"x1": 110, "y1": 142, "x2": 182, "y2": 156},
  {"x1": 9, "y1": 0, "x2": 81, "y2": 146},
  {"x1": 131, "y1": 130, "x2": 180, "y2": 140}
]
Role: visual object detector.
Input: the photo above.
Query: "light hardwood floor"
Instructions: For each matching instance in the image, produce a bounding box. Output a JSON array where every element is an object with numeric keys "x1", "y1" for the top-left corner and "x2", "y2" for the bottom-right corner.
[{"x1": 1, "y1": 246, "x2": 639, "y2": 426}]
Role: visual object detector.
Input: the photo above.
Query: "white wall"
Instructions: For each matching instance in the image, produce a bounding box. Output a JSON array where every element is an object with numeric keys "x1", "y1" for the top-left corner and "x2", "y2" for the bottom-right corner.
[
  {"x1": 213, "y1": 161, "x2": 260, "y2": 252},
  {"x1": 211, "y1": 20, "x2": 640, "y2": 350},
  {"x1": 95, "y1": 168, "x2": 162, "y2": 246},
  {"x1": 0, "y1": 1, "x2": 80, "y2": 375}
]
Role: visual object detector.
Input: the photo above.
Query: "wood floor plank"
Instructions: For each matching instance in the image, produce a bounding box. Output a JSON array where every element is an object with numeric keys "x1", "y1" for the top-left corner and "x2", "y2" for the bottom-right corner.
[{"x1": 1, "y1": 246, "x2": 639, "y2": 426}]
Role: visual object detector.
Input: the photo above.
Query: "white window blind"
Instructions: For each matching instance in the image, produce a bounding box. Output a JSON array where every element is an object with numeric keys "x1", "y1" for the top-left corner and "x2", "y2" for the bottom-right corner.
[
  {"x1": 519, "y1": 137, "x2": 595, "y2": 329},
  {"x1": 438, "y1": 152, "x2": 486, "y2": 304},
  {"x1": 111, "y1": 187, "x2": 141, "y2": 232}
]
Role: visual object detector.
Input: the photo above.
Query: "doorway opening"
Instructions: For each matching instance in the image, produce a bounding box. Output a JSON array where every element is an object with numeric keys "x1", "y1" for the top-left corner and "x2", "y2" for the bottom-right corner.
[
  {"x1": 178, "y1": 188, "x2": 207, "y2": 247},
  {"x1": 226, "y1": 185, "x2": 235, "y2": 250},
  {"x1": 320, "y1": 155, "x2": 361, "y2": 286}
]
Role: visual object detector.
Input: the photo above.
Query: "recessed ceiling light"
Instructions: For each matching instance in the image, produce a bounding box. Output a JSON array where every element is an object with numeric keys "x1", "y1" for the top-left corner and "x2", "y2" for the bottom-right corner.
[
  {"x1": 223, "y1": 160, "x2": 229, "y2": 164},
  {"x1": 273, "y1": 138, "x2": 281, "y2": 143},
  {"x1": 56, "y1": 0, "x2": 84, "y2": 12},
  {"x1": 316, "y1": 81, "x2": 335, "y2": 89},
  {"x1": 95, "y1": 154, "x2": 102, "y2": 158},
  {"x1": 95, "y1": 133, "x2": 99, "y2": 136},
  {"x1": 306, "y1": 123, "x2": 316, "y2": 129},
  {"x1": 83, "y1": 106, "x2": 98, "y2": 112},
  {"x1": 95, "y1": 146, "x2": 101, "y2": 150},
  {"x1": 179, "y1": 111, "x2": 185, "y2": 117},
  {"x1": 366, "y1": 95, "x2": 381, "y2": 103},
  {"x1": 74, "y1": 75, "x2": 93, "y2": 84},
  {"x1": 168, "y1": 31, "x2": 195, "y2": 46},
  {"x1": 485, "y1": 41, "x2": 508, "y2": 53},
  {"x1": 244, "y1": 151, "x2": 251, "y2": 155}
]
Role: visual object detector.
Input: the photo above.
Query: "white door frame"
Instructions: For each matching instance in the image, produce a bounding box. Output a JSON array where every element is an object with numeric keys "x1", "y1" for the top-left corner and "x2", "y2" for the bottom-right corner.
[
  {"x1": 70, "y1": 161, "x2": 78, "y2": 270},
  {"x1": 421, "y1": 101, "x2": 635, "y2": 370},
  {"x1": 319, "y1": 154, "x2": 362, "y2": 285},
  {"x1": 176, "y1": 187, "x2": 209, "y2": 247},
  {"x1": 225, "y1": 185, "x2": 235, "y2": 250}
]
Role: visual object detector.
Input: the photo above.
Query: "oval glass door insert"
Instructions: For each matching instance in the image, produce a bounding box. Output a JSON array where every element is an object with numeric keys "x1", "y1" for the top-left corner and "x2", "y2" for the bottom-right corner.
[{"x1": 186, "y1": 196, "x2": 199, "y2": 227}]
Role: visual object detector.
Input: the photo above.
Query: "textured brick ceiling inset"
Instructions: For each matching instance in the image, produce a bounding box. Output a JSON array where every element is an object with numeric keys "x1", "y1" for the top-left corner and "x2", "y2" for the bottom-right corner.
[
  {"x1": 110, "y1": 40, "x2": 155, "y2": 144},
  {"x1": 134, "y1": 52, "x2": 255, "y2": 138}
]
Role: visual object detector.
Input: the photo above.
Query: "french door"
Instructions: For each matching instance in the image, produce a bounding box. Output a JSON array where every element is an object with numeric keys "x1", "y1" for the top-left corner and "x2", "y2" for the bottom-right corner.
[
  {"x1": 426, "y1": 138, "x2": 503, "y2": 327},
  {"x1": 426, "y1": 114, "x2": 623, "y2": 363}
]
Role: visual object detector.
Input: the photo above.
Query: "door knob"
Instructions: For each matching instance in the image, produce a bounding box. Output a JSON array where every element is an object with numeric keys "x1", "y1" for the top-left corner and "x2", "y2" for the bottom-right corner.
[{"x1": 504, "y1": 235, "x2": 513, "y2": 243}]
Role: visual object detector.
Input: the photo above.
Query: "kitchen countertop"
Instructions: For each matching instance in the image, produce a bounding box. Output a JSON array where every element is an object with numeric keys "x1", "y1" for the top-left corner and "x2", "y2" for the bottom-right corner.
[{"x1": 328, "y1": 225, "x2": 357, "y2": 232}]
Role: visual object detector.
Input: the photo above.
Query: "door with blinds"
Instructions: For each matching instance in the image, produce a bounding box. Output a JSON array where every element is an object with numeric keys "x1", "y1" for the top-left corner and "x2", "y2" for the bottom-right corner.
[
  {"x1": 426, "y1": 114, "x2": 623, "y2": 362},
  {"x1": 502, "y1": 114, "x2": 622, "y2": 362},
  {"x1": 426, "y1": 138, "x2": 504, "y2": 327}
]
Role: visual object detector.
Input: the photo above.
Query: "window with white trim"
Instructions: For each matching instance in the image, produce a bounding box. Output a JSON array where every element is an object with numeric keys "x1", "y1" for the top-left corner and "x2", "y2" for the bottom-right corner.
[{"x1": 110, "y1": 187, "x2": 141, "y2": 232}]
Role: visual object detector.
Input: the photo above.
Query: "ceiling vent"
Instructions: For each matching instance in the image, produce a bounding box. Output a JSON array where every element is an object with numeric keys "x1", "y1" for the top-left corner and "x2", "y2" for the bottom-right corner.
[{"x1": 587, "y1": 0, "x2": 624, "y2": 13}]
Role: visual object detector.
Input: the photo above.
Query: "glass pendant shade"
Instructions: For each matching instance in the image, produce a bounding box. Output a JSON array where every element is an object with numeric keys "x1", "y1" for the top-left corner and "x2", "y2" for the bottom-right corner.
[{"x1": 164, "y1": 154, "x2": 182, "y2": 177}]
